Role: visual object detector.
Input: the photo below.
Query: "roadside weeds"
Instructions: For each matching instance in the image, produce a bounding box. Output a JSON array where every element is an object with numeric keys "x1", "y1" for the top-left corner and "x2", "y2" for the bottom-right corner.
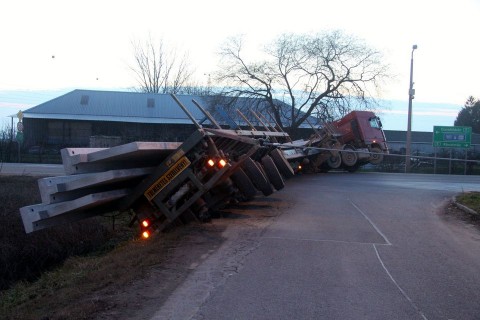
[
  {"x1": 444, "y1": 191, "x2": 480, "y2": 232},
  {"x1": 454, "y1": 191, "x2": 480, "y2": 215}
]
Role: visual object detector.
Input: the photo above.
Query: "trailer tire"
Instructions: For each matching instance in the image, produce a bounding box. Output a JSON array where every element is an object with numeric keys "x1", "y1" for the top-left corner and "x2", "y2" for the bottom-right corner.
[
  {"x1": 269, "y1": 148, "x2": 295, "y2": 179},
  {"x1": 230, "y1": 168, "x2": 257, "y2": 200},
  {"x1": 326, "y1": 153, "x2": 342, "y2": 169},
  {"x1": 369, "y1": 147, "x2": 384, "y2": 165},
  {"x1": 341, "y1": 145, "x2": 358, "y2": 167},
  {"x1": 243, "y1": 158, "x2": 274, "y2": 196},
  {"x1": 261, "y1": 155, "x2": 285, "y2": 190}
]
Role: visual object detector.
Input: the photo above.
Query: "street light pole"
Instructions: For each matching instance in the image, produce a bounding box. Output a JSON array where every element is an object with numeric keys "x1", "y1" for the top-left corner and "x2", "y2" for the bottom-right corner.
[{"x1": 405, "y1": 44, "x2": 418, "y2": 173}]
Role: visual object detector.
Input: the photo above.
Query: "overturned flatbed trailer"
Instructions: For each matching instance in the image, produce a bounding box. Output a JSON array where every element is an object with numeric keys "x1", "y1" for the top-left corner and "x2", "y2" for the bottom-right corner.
[{"x1": 20, "y1": 94, "x2": 295, "y2": 238}]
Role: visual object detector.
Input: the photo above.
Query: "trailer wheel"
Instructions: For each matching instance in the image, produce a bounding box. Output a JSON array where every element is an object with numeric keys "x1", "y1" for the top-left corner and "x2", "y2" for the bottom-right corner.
[
  {"x1": 369, "y1": 147, "x2": 384, "y2": 165},
  {"x1": 254, "y1": 161, "x2": 275, "y2": 196},
  {"x1": 261, "y1": 155, "x2": 285, "y2": 190},
  {"x1": 230, "y1": 168, "x2": 257, "y2": 201},
  {"x1": 326, "y1": 153, "x2": 342, "y2": 169},
  {"x1": 341, "y1": 145, "x2": 358, "y2": 167},
  {"x1": 243, "y1": 158, "x2": 274, "y2": 196},
  {"x1": 269, "y1": 148, "x2": 295, "y2": 179}
]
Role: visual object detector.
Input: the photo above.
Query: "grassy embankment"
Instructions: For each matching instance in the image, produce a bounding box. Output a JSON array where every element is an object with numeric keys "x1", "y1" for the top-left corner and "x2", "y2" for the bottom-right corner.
[{"x1": 0, "y1": 175, "x2": 142, "y2": 319}]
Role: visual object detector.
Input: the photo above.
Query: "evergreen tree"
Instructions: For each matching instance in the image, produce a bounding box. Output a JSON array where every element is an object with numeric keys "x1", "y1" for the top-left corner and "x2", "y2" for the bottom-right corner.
[{"x1": 454, "y1": 96, "x2": 480, "y2": 133}]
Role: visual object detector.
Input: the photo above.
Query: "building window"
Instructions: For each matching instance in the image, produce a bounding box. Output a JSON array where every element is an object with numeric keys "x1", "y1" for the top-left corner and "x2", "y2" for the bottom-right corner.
[
  {"x1": 80, "y1": 95, "x2": 89, "y2": 105},
  {"x1": 147, "y1": 98, "x2": 155, "y2": 108}
]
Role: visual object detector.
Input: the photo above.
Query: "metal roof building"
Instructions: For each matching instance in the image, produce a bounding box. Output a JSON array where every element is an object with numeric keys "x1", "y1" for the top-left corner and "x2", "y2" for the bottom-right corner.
[
  {"x1": 21, "y1": 89, "x2": 309, "y2": 149},
  {"x1": 23, "y1": 89, "x2": 209, "y2": 124},
  {"x1": 23, "y1": 89, "x2": 318, "y2": 128},
  {"x1": 21, "y1": 90, "x2": 220, "y2": 148}
]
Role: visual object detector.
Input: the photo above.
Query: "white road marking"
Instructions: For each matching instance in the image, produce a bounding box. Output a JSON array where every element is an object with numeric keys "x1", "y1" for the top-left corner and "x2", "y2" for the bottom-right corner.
[
  {"x1": 374, "y1": 244, "x2": 429, "y2": 320},
  {"x1": 349, "y1": 199, "x2": 392, "y2": 245},
  {"x1": 348, "y1": 201, "x2": 428, "y2": 318}
]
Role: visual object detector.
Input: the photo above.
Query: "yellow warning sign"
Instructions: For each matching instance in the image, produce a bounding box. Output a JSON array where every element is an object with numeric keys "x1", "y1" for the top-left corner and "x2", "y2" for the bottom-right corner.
[{"x1": 144, "y1": 156, "x2": 191, "y2": 201}]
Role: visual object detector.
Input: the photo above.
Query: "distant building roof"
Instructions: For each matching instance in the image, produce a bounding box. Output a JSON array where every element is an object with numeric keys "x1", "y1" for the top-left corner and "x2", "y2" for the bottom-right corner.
[
  {"x1": 22, "y1": 89, "x2": 318, "y2": 129},
  {"x1": 23, "y1": 89, "x2": 207, "y2": 124}
]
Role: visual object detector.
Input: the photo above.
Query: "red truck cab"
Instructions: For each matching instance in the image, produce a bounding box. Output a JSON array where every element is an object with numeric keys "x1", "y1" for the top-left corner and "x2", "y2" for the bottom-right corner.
[{"x1": 333, "y1": 110, "x2": 389, "y2": 157}]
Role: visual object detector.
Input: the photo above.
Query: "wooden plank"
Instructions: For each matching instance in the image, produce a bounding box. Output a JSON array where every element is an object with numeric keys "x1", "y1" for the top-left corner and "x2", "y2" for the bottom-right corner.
[{"x1": 20, "y1": 189, "x2": 129, "y2": 233}]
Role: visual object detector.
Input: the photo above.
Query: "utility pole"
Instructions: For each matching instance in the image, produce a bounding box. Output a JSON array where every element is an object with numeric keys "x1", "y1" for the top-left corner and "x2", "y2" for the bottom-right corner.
[{"x1": 405, "y1": 44, "x2": 418, "y2": 173}]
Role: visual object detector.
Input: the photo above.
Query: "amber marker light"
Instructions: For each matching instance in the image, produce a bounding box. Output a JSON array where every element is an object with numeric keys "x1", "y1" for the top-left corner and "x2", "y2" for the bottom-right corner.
[
  {"x1": 218, "y1": 159, "x2": 227, "y2": 168},
  {"x1": 142, "y1": 231, "x2": 150, "y2": 239}
]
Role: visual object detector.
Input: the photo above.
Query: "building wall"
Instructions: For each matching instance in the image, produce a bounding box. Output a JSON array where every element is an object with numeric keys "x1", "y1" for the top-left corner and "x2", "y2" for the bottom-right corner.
[
  {"x1": 24, "y1": 118, "x2": 197, "y2": 148},
  {"x1": 22, "y1": 118, "x2": 480, "y2": 160}
]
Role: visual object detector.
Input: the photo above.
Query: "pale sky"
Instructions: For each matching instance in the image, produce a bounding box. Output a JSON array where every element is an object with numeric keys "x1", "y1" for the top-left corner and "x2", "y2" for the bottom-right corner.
[{"x1": 1, "y1": 0, "x2": 479, "y2": 131}]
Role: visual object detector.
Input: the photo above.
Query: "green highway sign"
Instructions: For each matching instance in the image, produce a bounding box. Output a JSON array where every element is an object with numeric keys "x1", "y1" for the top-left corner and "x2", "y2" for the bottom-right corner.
[
  {"x1": 433, "y1": 126, "x2": 471, "y2": 148},
  {"x1": 16, "y1": 132, "x2": 24, "y2": 144}
]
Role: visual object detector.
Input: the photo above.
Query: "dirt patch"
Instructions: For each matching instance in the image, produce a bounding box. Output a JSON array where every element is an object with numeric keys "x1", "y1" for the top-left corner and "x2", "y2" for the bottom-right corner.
[
  {"x1": 96, "y1": 196, "x2": 288, "y2": 320},
  {"x1": 93, "y1": 223, "x2": 227, "y2": 320},
  {"x1": 143, "y1": 196, "x2": 288, "y2": 320},
  {"x1": 441, "y1": 200, "x2": 480, "y2": 231}
]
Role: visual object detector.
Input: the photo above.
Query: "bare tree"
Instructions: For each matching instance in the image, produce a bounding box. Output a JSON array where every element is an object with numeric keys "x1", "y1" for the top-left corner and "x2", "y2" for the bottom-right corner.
[
  {"x1": 0, "y1": 121, "x2": 15, "y2": 162},
  {"x1": 216, "y1": 31, "x2": 389, "y2": 134},
  {"x1": 131, "y1": 37, "x2": 195, "y2": 94}
]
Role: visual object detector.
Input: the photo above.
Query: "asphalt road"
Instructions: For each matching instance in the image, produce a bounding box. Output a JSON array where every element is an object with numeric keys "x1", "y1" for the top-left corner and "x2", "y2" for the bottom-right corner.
[
  {"x1": 0, "y1": 163, "x2": 65, "y2": 176},
  {"x1": 151, "y1": 172, "x2": 480, "y2": 320}
]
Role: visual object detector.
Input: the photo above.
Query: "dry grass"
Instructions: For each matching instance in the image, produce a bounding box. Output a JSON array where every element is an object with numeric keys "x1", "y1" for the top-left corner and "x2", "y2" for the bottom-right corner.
[
  {"x1": 0, "y1": 176, "x2": 134, "y2": 291},
  {"x1": 0, "y1": 175, "x2": 139, "y2": 318},
  {"x1": 0, "y1": 230, "x2": 186, "y2": 320},
  {"x1": 0, "y1": 221, "x2": 223, "y2": 320}
]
